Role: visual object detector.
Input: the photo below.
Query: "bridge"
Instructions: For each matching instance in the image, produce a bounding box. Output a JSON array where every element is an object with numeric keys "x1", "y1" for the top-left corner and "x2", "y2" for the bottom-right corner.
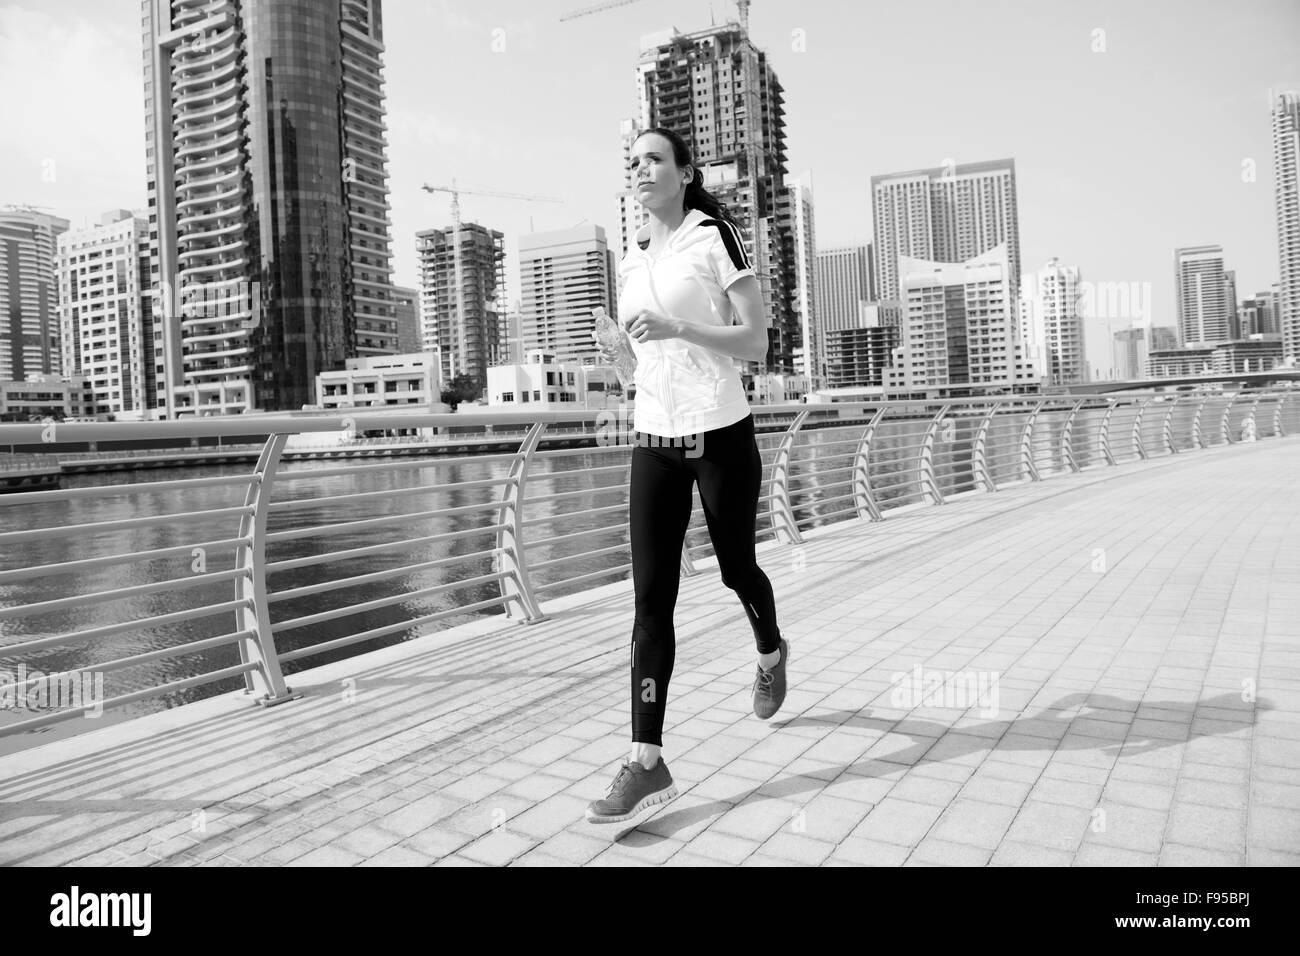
[
  {"x1": 1, "y1": 389, "x2": 1297, "y2": 866},
  {"x1": 1050, "y1": 368, "x2": 1300, "y2": 395}
]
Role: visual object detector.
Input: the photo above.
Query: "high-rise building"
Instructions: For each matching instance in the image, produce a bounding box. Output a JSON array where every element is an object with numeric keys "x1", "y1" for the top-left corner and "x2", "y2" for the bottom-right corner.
[
  {"x1": 616, "y1": 116, "x2": 649, "y2": 261},
  {"x1": 1173, "y1": 245, "x2": 1233, "y2": 345},
  {"x1": 1112, "y1": 327, "x2": 1148, "y2": 381},
  {"x1": 825, "y1": 304, "x2": 898, "y2": 389},
  {"x1": 633, "y1": 14, "x2": 797, "y2": 372},
  {"x1": 1223, "y1": 269, "x2": 1239, "y2": 338},
  {"x1": 1241, "y1": 287, "x2": 1281, "y2": 337},
  {"x1": 872, "y1": 159, "x2": 1020, "y2": 304},
  {"x1": 499, "y1": 300, "x2": 523, "y2": 366},
  {"x1": 782, "y1": 172, "x2": 819, "y2": 383},
  {"x1": 816, "y1": 244, "x2": 879, "y2": 335},
  {"x1": 1019, "y1": 258, "x2": 1086, "y2": 385},
  {"x1": 143, "y1": 0, "x2": 399, "y2": 417},
  {"x1": 1015, "y1": 293, "x2": 1045, "y2": 385},
  {"x1": 1150, "y1": 326, "x2": 1179, "y2": 351},
  {"x1": 56, "y1": 210, "x2": 157, "y2": 417},
  {"x1": 0, "y1": 206, "x2": 69, "y2": 383},
  {"x1": 518, "y1": 224, "x2": 617, "y2": 368},
  {"x1": 886, "y1": 245, "x2": 1036, "y2": 397},
  {"x1": 416, "y1": 222, "x2": 505, "y2": 390},
  {"x1": 392, "y1": 285, "x2": 420, "y2": 355},
  {"x1": 1273, "y1": 92, "x2": 1300, "y2": 363}
]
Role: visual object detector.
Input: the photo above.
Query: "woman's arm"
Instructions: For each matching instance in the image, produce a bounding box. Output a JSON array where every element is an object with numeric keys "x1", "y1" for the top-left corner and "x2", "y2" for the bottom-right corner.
[{"x1": 670, "y1": 275, "x2": 768, "y2": 363}]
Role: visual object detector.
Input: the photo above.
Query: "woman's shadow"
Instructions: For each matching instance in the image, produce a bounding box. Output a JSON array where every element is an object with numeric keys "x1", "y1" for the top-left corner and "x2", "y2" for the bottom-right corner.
[{"x1": 617, "y1": 690, "x2": 1267, "y2": 844}]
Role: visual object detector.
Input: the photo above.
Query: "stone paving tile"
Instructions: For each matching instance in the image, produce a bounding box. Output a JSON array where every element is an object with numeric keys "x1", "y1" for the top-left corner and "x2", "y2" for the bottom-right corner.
[
  {"x1": 1083, "y1": 804, "x2": 1169, "y2": 855},
  {"x1": 1003, "y1": 800, "x2": 1093, "y2": 853},
  {"x1": 929, "y1": 798, "x2": 1021, "y2": 850},
  {"x1": 430, "y1": 854, "x2": 488, "y2": 867},
  {"x1": 357, "y1": 845, "x2": 437, "y2": 867},
  {"x1": 1165, "y1": 802, "x2": 1248, "y2": 853},
  {"x1": 850, "y1": 797, "x2": 946, "y2": 847},
  {"x1": 828, "y1": 837, "x2": 911, "y2": 866},
  {"x1": 286, "y1": 844, "x2": 365, "y2": 867},
  {"x1": 908, "y1": 837, "x2": 994, "y2": 866},
  {"x1": 604, "y1": 829, "x2": 689, "y2": 864},
  {"x1": 988, "y1": 839, "x2": 1074, "y2": 866},
  {"x1": 681, "y1": 829, "x2": 760, "y2": 864},
  {"x1": 1158, "y1": 843, "x2": 1246, "y2": 866},
  {"x1": 758, "y1": 832, "x2": 836, "y2": 865},
  {"x1": 456, "y1": 829, "x2": 539, "y2": 866},
  {"x1": 1073, "y1": 843, "x2": 1159, "y2": 866}
]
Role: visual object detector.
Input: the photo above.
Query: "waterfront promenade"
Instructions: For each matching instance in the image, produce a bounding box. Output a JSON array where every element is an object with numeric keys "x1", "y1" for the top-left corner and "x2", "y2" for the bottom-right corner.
[{"x1": 0, "y1": 436, "x2": 1297, "y2": 866}]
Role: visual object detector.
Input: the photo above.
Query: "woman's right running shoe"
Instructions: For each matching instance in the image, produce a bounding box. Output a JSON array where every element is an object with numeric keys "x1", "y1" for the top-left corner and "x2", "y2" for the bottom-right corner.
[{"x1": 584, "y1": 759, "x2": 678, "y2": 824}]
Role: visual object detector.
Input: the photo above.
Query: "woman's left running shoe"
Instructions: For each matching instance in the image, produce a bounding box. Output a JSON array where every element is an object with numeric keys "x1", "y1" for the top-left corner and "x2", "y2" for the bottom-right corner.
[{"x1": 585, "y1": 759, "x2": 678, "y2": 824}]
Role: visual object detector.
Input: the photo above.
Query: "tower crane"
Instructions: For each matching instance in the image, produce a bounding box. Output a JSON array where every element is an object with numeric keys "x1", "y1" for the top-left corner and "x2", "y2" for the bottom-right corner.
[
  {"x1": 420, "y1": 180, "x2": 562, "y2": 382},
  {"x1": 559, "y1": 0, "x2": 643, "y2": 22},
  {"x1": 560, "y1": 0, "x2": 750, "y2": 30}
]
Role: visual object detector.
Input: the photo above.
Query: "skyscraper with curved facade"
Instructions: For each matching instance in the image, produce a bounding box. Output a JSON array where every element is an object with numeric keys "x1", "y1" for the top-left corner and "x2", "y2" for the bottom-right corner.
[{"x1": 143, "y1": 0, "x2": 398, "y2": 417}]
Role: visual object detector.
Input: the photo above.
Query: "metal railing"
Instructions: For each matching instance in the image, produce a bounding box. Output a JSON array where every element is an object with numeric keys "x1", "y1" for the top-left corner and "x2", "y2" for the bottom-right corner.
[{"x1": 0, "y1": 386, "x2": 1295, "y2": 739}]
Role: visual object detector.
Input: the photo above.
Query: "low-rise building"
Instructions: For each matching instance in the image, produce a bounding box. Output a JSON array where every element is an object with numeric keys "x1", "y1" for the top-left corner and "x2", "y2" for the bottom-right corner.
[
  {"x1": 0, "y1": 373, "x2": 96, "y2": 421},
  {"x1": 315, "y1": 352, "x2": 443, "y2": 410},
  {"x1": 747, "y1": 371, "x2": 811, "y2": 405},
  {"x1": 485, "y1": 349, "x2": 587, "y2": 407}
]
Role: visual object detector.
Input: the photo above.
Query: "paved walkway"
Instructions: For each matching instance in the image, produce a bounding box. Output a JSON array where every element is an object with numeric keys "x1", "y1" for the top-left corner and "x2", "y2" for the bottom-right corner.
[{"x1": 2, "y1": 439, "x2": 1298, "y2": 866}]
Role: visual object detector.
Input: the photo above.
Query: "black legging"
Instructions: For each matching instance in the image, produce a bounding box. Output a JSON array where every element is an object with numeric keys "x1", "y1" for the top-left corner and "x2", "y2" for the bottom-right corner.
[{"x1": 628, "y1": 412, "x2": 783, "y2": 747}]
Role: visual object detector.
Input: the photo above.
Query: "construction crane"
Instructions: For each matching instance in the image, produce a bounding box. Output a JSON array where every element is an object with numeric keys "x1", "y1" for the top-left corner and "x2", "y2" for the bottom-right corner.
[
  {"x1": 560, "y1": 0, "x2": 750, "y2": 29},
  {"x1": 559, "y1": 0, "x2": 643, "y2": 22},
  {"x1": 420, "y1": 180, "x2": 562, "y2": 382}
]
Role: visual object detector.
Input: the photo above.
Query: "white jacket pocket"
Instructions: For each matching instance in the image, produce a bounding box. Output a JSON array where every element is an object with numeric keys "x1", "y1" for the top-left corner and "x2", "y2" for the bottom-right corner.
[{"x1": 675, "y1": 344, "x2": 722, "y2": 408}]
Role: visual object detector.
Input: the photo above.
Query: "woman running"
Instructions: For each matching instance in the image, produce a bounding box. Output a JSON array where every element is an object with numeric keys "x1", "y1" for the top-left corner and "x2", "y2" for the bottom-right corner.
[{"x1": 586, "y1": 127, "x2": 789, "y2": 825}]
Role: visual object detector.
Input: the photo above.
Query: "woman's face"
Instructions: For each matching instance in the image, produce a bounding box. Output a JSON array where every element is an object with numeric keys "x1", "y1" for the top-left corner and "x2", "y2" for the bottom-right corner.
[{"x1": 629, "y1": 133, "x2": 691, "y2": 212}]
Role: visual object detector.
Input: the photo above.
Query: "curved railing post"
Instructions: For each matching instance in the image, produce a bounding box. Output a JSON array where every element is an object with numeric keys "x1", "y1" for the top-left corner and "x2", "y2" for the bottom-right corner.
[
  {"x1": 1275, "y1": 392, "x2": 1291, "y2": 437},
  {"x1": 234, "y1": 432, "x2": 299, "y2": 706},
  {"x1": 495, "y1": 421, "x2": 549, "y2": 623},
  {"x1": 1242, "y1": 394, "x2": 1263, "y2": 442},
  {"x1": 852, "y1": 406, "x2": 888, "y2": 520},
  {"x1": 680, "y1": 542, "x2": 697, "y2": 577},
  {"x1": 1061, "y1": 399, "x2": 1084, "y2": 472},
  {"x1": 1191, "y1": 394, "x2": 1212, "y2": 449},
  {"x1": 768, "y1": 410, "x2": 807, "y2": 545},
  {"x1": 919, "y1": 404, "x2": 949, "y2": 505},
  {"x1": 1160, "y1": 395, "x2": 1180, "y2": 454},
  {"x1": 1132, "y1": 396, "x2": 1156, "y2": 459},
  {"x1": 1020, "y1": 400, "x2": 1046, "y2": 481},
  {"x1": 973, "y1": 401, "x2": 1001, "y2": 491},
  {"x1": 1219, "y1": 393, "x2": 1239, "y2": 444},
  {"x1": 1099, "y1": 398, "x2": 1118, "y2": 466}
]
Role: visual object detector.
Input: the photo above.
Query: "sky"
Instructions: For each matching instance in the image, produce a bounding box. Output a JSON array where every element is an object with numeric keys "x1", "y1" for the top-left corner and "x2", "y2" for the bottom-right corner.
[{"x1": 1, "y1": 0, "x2": 1297, "y2": 378}]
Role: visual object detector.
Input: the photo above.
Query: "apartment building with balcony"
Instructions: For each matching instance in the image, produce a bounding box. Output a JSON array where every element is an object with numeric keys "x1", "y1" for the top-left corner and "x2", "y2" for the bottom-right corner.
[{"x1": 143, "y1": 0, "x2": 399, "y2": 417}]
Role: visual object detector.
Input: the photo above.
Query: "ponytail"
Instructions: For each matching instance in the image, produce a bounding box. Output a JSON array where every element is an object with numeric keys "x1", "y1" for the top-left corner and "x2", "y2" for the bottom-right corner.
[{"x1": 683, "y1": 167, "x2": 740, "y2": 228}]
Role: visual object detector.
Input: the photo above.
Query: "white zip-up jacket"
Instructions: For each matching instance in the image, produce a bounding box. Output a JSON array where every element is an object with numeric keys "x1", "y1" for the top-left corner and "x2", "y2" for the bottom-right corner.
[{"x1": 617, "y1": 207, "x2": 756, "y2": 438}]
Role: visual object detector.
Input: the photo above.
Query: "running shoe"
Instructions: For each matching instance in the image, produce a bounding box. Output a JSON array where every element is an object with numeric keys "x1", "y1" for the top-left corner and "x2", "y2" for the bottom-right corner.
[
  {"x1": 752, "y1": 637, "x2": 790, "y2": 719},
  {"x1": 584, "y1": 759, "x2": 677, "y2": 824}
]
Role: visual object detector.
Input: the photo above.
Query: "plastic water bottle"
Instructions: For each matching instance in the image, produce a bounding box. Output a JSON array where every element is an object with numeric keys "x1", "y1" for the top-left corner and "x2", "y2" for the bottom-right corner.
[{"x1": 592, "y1": 306, "x2": 637, "y2": 390}]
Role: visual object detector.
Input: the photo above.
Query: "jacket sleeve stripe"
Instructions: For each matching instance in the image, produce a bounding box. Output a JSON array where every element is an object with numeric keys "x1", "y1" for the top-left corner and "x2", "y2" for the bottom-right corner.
[{"x1": 702, "y1": 217, "x2": 753, "y2": 273}]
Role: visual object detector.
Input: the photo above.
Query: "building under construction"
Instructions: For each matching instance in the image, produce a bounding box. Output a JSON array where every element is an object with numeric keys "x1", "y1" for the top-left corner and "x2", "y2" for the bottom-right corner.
[
  {"x1": 416, "y1": 223, "x2": 506, "y2": 393},
  {"x1": 621, "y1": 7, "x2": 799, "y2": 374}
]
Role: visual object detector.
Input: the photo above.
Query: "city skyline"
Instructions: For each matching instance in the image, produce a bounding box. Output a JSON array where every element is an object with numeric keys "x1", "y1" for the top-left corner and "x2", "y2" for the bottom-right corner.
[{"x1": 1, "y1": 0, "x2": 1297, "y2": 380}]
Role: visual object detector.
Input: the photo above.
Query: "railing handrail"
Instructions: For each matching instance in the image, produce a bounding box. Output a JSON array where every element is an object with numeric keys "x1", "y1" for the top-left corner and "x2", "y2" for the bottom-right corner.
[{"x1": 3, "y1": 386, "x2": 1293, "y2": 444}]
